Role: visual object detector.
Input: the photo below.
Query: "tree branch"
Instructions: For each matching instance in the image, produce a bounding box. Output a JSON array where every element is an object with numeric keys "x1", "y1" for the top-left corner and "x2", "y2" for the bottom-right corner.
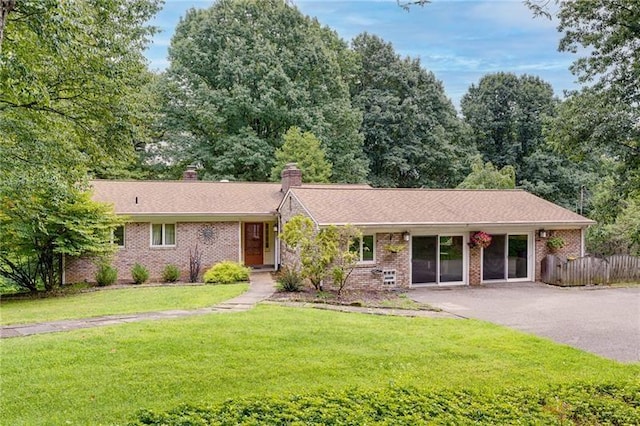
[{"x1": 0, "y1": 0, "x2": 16, "y2": 52}]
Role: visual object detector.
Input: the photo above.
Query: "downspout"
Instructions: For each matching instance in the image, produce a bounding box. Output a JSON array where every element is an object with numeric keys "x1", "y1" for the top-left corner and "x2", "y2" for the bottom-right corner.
[
  {"x1": 61, "y1": 254, "x2": 66, "y2": 286},
  {"x1": 238, "y1": 221, "x2": 242, "y2": 263},
  {"x1": 275, "y1": 213, "x2": 281, "y2": 271}
]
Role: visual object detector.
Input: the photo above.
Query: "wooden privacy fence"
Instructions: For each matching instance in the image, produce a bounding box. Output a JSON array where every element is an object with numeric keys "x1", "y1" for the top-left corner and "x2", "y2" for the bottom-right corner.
[{"x1": 541, "y1": 254, "x2": 640, "y2": 286}]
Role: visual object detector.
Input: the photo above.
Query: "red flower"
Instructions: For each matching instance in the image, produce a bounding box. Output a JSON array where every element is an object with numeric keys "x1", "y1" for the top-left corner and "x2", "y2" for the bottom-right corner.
[{"x1": 469, "y1": 231, "x2": 492, "y2": 249}]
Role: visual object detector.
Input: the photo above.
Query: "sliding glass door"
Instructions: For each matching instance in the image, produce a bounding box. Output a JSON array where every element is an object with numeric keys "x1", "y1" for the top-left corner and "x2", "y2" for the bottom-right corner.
[
  {"x1": 412, "y1": 235, "x2": 464, "y2": 285},
  {"x1": 439, "y1": 236, "x2": 463, "y2": 282},
  {"x1": 412, "y1": 236, "x2": 437, "y2": 284},
  {"x1": 482, "y1": 234, "x2": 529, "y2": 281},
  {"x1": 483, "y1": 234, "x2": 506, "y2": 280},
  {"x1": 508, "y1": 235, "x2": 528, "y2": 279}
]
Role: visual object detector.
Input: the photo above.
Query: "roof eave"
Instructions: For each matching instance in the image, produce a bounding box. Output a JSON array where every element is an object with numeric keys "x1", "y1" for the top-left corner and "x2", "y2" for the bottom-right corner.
[
  {"x1": 316, "y1": 220, "x2": 595, "y2": 227},
  {"x1": 116, "y1": 212, "x2": 278, "y2": 217}
]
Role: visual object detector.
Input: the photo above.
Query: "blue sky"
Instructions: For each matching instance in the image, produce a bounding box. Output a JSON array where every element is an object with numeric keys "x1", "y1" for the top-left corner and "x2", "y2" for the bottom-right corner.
[{"x1": 145, "y1": 0, "x2": 579, "y2": 108}]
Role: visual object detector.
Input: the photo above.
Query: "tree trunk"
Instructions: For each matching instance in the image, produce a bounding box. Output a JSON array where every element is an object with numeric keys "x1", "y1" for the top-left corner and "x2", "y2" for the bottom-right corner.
[{"x1": 0, "y1": 0, "x2": 16, "y2": 53}]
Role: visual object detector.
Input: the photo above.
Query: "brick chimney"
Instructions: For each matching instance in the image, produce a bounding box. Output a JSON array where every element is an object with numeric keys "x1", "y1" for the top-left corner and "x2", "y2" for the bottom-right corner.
[
  {"x1": 182, "y1": 164, "x2": 198, "y2": 181},
  {"x1": 281, "y1": 163, "x2": 302, "y2": 193}
]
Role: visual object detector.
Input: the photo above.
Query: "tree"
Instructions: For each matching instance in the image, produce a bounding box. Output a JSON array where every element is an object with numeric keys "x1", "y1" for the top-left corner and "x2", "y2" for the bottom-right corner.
[
  {"x1": 517, "y1": 146, "x2": 597, "y2": 210},
  {"x1": 457, "y1": 156, "x2": 515, "y2": 189},
  {"x1": 0, "y1": 172, "x2": 121, "y2": 292},
  {"x1": 326, "y1": 225, "x2": 362, "y2": 296},
  {"x1": 280, "y1": 215, "x2": 363, "y2": 294},
  {"x1": 0, "y1": 0, "x2": 160, "y2": 291},
  {"x1": 351, "y1": 33, "x2": 471, "y2": 188},
  {"x1": 461, "y1": 73, "x2": 555, "y2": 170},
  {"x1": 528, "y1": 1, "x2": 640, "y2": 249},
  {"x1": 270, "y1": 127, "x2": 332, "y2": 182},
  {"x1": 554, "y1": 0, "x2": 640, "y2": 105},
  {"x1": 586, "y1": 179, "x2": 640, "y2": 256},
  {"x1": 158, "y1": 0, "x2": 368, "y2": 182},
  {"x1": 280, "y1": 215, "x2": 336, "y2": 291},
  {"x1": 0, "y1": 0, "x2": 161, "y2": 177},
  {"x1": 460, "y1": 72, "x2": 593, "y2": 207},
  {"x1": 529, "y1": 1, "x2": 639, "y2": 197}
]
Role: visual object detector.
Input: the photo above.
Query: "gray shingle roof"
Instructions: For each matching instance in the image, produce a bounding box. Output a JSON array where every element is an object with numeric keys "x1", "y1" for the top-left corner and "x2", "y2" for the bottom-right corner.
[
  {"x1": 90, "y1": 180, "x2": 593, "y2": 227},
  {"x1": 288, "y1": 187, "x2": 594, "y2": 226},
  {"x1": 90, "y1": 180, "x2": 283, "y2": 215}
]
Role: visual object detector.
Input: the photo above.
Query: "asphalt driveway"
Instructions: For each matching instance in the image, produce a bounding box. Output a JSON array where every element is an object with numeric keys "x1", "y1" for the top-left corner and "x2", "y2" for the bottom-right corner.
[{"x1": 409, "y1": 282, "x2": 640, "y2": 363}]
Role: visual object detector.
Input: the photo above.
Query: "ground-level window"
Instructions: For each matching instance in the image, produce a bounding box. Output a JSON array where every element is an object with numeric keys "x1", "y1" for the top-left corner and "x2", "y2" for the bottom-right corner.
[
  {"x1": 112, "y1": 225, "x2": 125, "y2": 247},
  {"x1": 351, "y1": 235, "x2": 375, "y2": 262},
  {"x1": 151, "y1": 223, "x2": 176, "y2": 247}
]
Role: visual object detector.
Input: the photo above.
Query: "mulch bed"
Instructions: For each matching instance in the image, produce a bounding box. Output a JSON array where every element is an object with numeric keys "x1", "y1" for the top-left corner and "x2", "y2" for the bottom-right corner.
[{"x1": 268, "y1": 285, "x2": 435, "y2": 310}]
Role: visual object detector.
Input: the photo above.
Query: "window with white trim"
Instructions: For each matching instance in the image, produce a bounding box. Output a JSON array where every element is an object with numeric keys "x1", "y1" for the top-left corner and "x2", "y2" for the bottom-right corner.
[
  {"x1": 350, "y1": 235, "x2": 375, "y2": 262},
  {"x1": 151, "y1": 224, "x2": 176, "y2": 247},
  {"x1": 112, "y1": 225, "x2": 125, "y2": 247}
]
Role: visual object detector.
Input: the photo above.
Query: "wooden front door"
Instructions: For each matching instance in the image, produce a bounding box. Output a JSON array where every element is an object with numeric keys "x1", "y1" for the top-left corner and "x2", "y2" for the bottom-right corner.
[{"x1": 244, "y1": 222, "x2": 264, "y2": 266}]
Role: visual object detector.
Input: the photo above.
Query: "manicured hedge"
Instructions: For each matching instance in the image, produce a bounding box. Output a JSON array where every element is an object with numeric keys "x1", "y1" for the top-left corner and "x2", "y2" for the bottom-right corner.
[{"x1": 130, "y1": 383, "x2": 639, "y2": 425}]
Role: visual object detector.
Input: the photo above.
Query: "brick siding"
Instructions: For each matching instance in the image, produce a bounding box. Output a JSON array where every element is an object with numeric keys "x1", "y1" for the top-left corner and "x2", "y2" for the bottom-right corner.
[
  {"x1": 469, "y1": 245, "x2": 482, "y2": 285},
  {"x1": 280, "y1": 193, "x2": 410, "y2": 289},
  {"x1": 278, "y1": 192, "x2": 311, "y2": 269},
  {"x1": 65, "y1": 221, "x2": 240, "y2": 283},
  {"x1": 345, "y1": 233, "x2": 410, "y2": 289},
  {"x1": 534, "y1": 229, "x2": 582, "y2": 280}
]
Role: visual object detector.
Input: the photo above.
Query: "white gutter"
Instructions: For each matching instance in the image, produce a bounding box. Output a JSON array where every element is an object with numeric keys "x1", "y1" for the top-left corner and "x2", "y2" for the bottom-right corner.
[{"x1": 316, "y1": 221, "x2": 595, "y2": 227}]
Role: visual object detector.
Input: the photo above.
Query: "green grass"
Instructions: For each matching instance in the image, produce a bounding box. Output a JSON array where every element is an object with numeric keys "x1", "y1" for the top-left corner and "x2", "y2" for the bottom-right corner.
[
  {"x1": 1, "y1": 305, "x2": 638, "y2": 425},
  {"x1": 0, "y1": 284, "x2": 248, "y2": 325},
  {"x1": 378, "y1": 293, "x2": 437, "y2": 310}
]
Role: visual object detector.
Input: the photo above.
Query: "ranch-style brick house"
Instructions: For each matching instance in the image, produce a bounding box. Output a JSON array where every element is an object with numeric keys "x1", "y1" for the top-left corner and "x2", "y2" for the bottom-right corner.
[{"x1": 64, "y1": 164, "x2": 595, "y2": 288}]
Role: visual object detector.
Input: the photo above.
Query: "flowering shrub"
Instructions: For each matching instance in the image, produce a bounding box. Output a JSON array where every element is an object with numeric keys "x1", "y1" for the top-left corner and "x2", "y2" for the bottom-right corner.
[{"x1": 469, "y1": 231, "x2": 492, "y2": 248}]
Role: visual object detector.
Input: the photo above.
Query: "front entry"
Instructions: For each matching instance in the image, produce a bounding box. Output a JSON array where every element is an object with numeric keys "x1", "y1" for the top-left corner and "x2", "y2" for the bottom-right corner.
[{"x1": 244, "y1": 222, "x2": 264, "y2": 266}]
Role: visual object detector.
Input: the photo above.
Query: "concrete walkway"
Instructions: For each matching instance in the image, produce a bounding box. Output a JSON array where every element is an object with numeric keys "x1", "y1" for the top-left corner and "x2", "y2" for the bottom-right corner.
[{"x1": 0, "y1": 271, "x2": 276, "y2": 339}]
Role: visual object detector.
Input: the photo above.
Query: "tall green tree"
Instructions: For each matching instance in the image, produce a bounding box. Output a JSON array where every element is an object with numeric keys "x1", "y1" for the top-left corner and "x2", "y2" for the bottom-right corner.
[
  {"x1": 457, "y1": 156, "x2": 515, "y2": 189},
  {"x1": 526, "y1": 1, "x2": 639, "y2": 195},
  {"x1": 544, "y1": 0, "x2": 640, "y2": 193},
  {"x1": 0, "y1": 0, "x2": 161, "y2": 177},
  {"x1": 461, "y1": 73, "x2": 555, "y2": 170},
  {"x1": 0, "y1": 0, "x2": 160, "y2": 291},
  {"x1": 270, "y1": 127, "x2": 332, "y2": 183},
  {"x1": 351, "y1": 33, "x2": 470, "y2": 188},
  {"x1": 158, "y1": 0, "x2": 368, "y2": 182},
  {"x1": 460, "y1": 72, "x2": 593, "y2": 208},
  {"x1": 529, "y1": 0, "x2": 639, "y2": 250}
]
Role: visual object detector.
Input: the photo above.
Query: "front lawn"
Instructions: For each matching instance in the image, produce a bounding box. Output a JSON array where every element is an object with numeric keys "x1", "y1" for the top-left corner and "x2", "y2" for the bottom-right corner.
[
  {"x1": 1, "y1": 305, "x2": 637, "y2": 425},
  {"x1": 0, "y1": 284, "x2": 248, "y2": 325}
]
